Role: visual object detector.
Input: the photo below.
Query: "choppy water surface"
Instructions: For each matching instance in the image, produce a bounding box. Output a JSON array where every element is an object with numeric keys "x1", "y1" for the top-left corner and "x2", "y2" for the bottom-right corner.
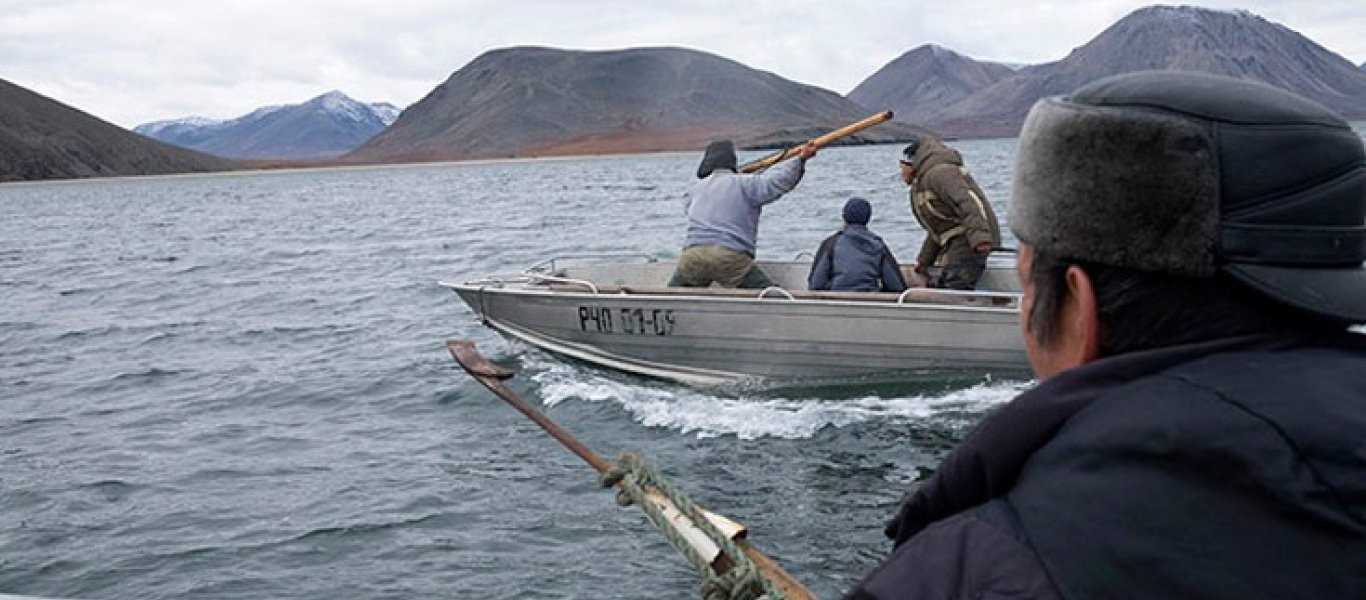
[{"x1": 0, "y1": 137, "x2": 1119, "y2": 599}]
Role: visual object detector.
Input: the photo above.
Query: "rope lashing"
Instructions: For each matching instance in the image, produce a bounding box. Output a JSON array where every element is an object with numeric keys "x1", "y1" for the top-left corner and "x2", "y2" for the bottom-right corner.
[
  {"x1": 445, "y1": 339, "x2": 816, "y2": 600},
  {"x1": 600, "y1": 453, "x2": 789, "y2": 600}
]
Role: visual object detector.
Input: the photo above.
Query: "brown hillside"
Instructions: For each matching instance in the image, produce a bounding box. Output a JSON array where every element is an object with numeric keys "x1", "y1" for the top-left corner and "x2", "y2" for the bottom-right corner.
[
  {"x1": 848, "y1": 44, "x2": 1015, "y2": 126},
  {"x1": 345, "y1": 46, "x2": 922, "y2": 164},
  {"x1": 0, "y1": 78, "x2": 237, "y2": 182},
  {"x1": 910, "y1": 6, "x2": 1366, "y2": 138}
]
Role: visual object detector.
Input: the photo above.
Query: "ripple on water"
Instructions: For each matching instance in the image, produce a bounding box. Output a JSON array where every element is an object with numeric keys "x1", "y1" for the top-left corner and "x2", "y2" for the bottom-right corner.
[
  {"x1": 116, "y1": 255, "x2": 179, "y2": 263},
  {"x1": 110, "y1": 368, "x2": 186, "y2": 381},
  {"x1": 81, "y1": 480, "x2": 142, "y2": 503}
]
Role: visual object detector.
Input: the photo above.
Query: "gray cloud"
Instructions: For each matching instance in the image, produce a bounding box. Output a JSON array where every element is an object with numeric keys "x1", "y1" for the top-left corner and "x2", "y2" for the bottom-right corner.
[{"x1": 1, "y1": 0, "x2": 1362, "y2": 128}]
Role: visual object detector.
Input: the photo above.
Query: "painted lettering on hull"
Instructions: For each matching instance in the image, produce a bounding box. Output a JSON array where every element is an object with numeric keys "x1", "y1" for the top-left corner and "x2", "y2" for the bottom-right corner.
[{"x1": 577, "y1": 306, "x2": 675, "y2": 336}]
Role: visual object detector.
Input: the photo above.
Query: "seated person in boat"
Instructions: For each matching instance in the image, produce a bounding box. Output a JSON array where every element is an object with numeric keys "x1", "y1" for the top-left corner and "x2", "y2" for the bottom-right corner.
[
  {"x1": 667, "y1": 139, "x2": 818, "y2": 288},
  {"x1": 808, "y1": 197, "x2": 908, "y2": 293},
  {"x1": 844, "y1": 71, "x2": 1366, "y2": 599},
  {"x1": 898, "y1": 133, "x2": 1002, "y2": 290}
]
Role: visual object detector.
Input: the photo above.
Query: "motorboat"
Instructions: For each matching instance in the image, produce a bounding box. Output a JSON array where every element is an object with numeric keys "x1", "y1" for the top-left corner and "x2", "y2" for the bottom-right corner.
[{"x1": 441, "y1": 254, "x2": 1029, "y2": 387}]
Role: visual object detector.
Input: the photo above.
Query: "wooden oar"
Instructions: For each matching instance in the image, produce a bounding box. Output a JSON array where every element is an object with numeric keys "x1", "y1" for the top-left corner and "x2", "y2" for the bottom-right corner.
[
  {"x1": 739, "y1": 110, "x2": 894, "y2": 173},
  {"x1": 446, "y1": 339, "x2": 817, "y2": 600}
]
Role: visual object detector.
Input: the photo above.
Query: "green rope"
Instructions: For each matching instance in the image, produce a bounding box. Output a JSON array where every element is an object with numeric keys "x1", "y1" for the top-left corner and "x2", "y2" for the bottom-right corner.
[{"x1": 600, "y1": 453, "x2": 788, "y2": 600}]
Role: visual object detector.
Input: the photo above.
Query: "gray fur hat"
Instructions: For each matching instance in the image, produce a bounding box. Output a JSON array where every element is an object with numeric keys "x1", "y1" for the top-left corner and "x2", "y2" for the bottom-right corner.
[{"x1": 1010, "y1": 70, "x2": 1366, "y2": 322}]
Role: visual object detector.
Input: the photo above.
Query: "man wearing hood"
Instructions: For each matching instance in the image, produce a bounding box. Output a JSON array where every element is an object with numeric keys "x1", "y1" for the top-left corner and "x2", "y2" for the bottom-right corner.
[
  {"x1": 843, "y1": 71, "x2": 1366, "y2": 599},
  {"x1": 667, "y1": 140, "x2": 818, "y2": 288},
  {"x1": 899, "y1": 134, "x2": 1002, "y2": 289},
  {"x1": 808, "y1": 197, "x2": 908, "y2": 293}
]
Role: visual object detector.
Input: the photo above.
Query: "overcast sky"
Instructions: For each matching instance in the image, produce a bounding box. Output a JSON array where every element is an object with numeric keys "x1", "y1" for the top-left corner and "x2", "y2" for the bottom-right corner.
[{"x1": 2, "y1": 0, "x2": 1363, "y2": 128}]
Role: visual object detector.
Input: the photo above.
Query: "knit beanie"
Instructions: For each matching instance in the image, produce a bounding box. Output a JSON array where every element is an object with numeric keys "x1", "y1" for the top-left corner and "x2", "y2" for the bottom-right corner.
[{"x1": 843, "y1": 197, "x2": 872, "y2": 225}]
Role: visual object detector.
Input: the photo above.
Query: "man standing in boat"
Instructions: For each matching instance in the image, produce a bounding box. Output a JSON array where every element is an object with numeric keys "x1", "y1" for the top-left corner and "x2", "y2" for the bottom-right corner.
[
  {"x1": 667, "y1": 139, "x2": 818, "y2": 288},
  {"x1": 898, "y1": 133, "x2": 1001, "y2": 289},
  {"x1": 845, "y1": 71, "x2": 1366, "y2": 598}
]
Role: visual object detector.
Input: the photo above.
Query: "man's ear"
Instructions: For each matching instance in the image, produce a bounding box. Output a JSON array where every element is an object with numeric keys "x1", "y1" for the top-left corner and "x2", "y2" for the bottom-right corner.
[{"x1": 1063, "y1": 265, "x2": 1102, "y2": 366}]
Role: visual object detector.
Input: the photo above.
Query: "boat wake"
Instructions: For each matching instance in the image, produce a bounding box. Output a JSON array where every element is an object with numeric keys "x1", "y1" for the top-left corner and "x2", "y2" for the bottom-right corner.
[{"x1": 523, "y1": 353, "x2": 1031, "y2": 440}]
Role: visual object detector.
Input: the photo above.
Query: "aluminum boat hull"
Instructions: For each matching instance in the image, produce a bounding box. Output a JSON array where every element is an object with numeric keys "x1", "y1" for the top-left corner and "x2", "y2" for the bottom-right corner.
[{"x1": 444, "y1": 257, "x2": 1029, "y2": 387}]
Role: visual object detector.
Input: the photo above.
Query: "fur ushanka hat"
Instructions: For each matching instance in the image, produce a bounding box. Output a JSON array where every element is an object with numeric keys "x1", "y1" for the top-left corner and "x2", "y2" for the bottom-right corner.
[
  {"x1": 1009, "y1": 70, "x2": 1366, "y2": 322},
  {"x1": 697, "y1": 140, "x2": 738, "y2": 179}
]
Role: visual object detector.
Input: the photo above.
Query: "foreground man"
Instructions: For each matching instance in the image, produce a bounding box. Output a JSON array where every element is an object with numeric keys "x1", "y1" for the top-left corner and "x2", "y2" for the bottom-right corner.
[
  {"x1": 846, "y1": 71, "x2": 1366, "y2": 598},
  {"x1": 899, "y1": 134, "x2": 1001, "y2": 289},
  {"x1": 668, "y1": 140, "x2": 818, "y2": 288}
]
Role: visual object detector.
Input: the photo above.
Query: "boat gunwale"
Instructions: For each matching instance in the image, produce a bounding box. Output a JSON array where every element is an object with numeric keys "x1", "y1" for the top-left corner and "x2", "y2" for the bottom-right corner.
[{"x1": 439, "y1": 279, "x2": 1022, "y2": 315}]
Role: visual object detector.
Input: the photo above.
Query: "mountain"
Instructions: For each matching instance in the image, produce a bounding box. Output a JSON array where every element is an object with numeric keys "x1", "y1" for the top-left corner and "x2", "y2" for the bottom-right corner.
[
  {"x1": 136, "y1": 91, "x2": 399, "y2": 160},
  {"x1": 848, "y1": 44, "x2": 1014, "y2": 125},
  {"x1": 912, "y1": 5, "x2": 1366, "y2": 138},
  {"x1": 346, "y1": 46, "x2": 922, "y2": 164},
  {"x1": 0, "y1": 78, "x2": 236, "y2": 182}
]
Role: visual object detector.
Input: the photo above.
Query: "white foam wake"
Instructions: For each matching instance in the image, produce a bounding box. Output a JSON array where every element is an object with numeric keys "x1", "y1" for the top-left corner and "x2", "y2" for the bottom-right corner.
[{"x1": 522, "y1": 353, "x2": 1031, "y2": 440}]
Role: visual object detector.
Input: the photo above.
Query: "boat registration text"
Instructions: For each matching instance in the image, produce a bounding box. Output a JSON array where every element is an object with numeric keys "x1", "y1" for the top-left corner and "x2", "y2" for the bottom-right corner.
[{"x1": 577, "y1": 306, "x2": 676, "y2": 336}]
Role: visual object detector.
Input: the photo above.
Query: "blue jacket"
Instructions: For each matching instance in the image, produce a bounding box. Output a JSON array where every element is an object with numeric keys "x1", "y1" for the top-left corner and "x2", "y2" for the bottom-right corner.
[
  {"x1": 845, "y1": 334, "x2": 1366, "y2": 599},
  {"x1": 808, "y1": 225, "x2": 908, "y2": 292},
  {"x1": 682, "y1": 158, "x2": 805, "y2": 255}
]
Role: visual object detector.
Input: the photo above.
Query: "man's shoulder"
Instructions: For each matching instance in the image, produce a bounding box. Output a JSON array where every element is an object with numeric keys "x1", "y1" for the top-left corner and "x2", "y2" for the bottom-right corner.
[
  {"x1": 848, "y1": 501, "x2": 1060, "y2": 600},
  {"x1": 1080, "y1": 342, "x2": 1365, "y2": 421},
  {"x1": 1167, "y1": 338, "x2": 1366, "y2": 378},
  {"x1": 840, "y1": 227, "x2": 892, "y2": 253},
  {"x1": 1006, "y1": 341, "x2": 1366, "y2": 599},
  {"x1": 919, "y1": 162, "x2": 968, "y2": 186},
  {"x1": 1166, "y1": 339, "x2": 1366, "y2": 436},
  {"x1": 1035, "y1": 339, "x2": 1366, "y2": 495},
  {"x1": 1138, "y1": 341, "x2": 1366, "y2": 414}
]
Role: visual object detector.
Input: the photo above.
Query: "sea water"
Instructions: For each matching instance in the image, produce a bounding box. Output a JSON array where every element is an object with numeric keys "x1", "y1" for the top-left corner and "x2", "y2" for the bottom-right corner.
[{"x1": 1, "y1": 129, "x2": 1353, "y2": 599}]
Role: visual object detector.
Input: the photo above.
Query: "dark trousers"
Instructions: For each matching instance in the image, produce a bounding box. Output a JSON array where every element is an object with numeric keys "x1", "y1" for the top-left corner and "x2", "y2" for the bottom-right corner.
[{"x1": 932, "y1": 239, "x2": 988, "y2": 290}]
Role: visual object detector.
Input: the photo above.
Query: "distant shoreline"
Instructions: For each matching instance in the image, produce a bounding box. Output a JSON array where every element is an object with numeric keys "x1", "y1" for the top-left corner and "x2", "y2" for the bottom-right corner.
[{"x1": 5, "y1": 122, "x2": 1360, "y2": 186}]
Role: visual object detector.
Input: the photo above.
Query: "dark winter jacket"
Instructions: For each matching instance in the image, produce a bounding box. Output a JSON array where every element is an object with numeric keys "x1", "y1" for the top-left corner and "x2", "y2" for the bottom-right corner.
[
  {"x1": 808, "y1": 225, "x2": 908, "y2": 292},
  {"x1": 846, "y1": 333, "x2": 1366, "y2": 599}
]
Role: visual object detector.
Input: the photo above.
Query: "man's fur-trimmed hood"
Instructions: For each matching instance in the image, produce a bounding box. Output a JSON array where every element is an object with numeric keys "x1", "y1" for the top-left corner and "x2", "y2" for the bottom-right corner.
[{"x1": 911, "y1": 136, "x2": 962, "y2": 176}]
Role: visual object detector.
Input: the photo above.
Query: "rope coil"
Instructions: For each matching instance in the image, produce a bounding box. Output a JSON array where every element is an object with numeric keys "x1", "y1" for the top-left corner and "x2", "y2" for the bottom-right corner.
[{"x1": 601, "y1": 453, "x2": 788, "y2": 600}]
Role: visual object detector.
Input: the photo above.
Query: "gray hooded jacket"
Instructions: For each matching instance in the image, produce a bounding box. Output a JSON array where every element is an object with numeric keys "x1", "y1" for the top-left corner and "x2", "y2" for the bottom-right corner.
[{"x1": 682, "y1": 157, "x2": 806, "y2": 255}]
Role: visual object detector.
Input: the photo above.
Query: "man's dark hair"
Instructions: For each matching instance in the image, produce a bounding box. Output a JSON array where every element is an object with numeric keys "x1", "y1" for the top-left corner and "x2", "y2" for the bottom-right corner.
[
  {"x1": 900, "y1": 136, "x2": 921, "y2": 165},
  {"x1": 1026, "y1": 248, "x2": 1351, "y2": 356}
]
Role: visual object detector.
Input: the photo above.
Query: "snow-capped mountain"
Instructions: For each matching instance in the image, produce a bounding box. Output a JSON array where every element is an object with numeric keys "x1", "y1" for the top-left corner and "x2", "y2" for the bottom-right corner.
[{"x1": 135, "y1": 91, "x2": 400, "y2": 160}]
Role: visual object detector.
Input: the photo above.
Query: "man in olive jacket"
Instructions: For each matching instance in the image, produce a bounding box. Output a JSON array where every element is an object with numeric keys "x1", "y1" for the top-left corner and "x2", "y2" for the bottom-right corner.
[
  {"x1": 899, "y1": 135, "x2": 1001, "y2": 289},
  {"x1": 845, "y1": 71, "x2": 1366, "y2": 599}
]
